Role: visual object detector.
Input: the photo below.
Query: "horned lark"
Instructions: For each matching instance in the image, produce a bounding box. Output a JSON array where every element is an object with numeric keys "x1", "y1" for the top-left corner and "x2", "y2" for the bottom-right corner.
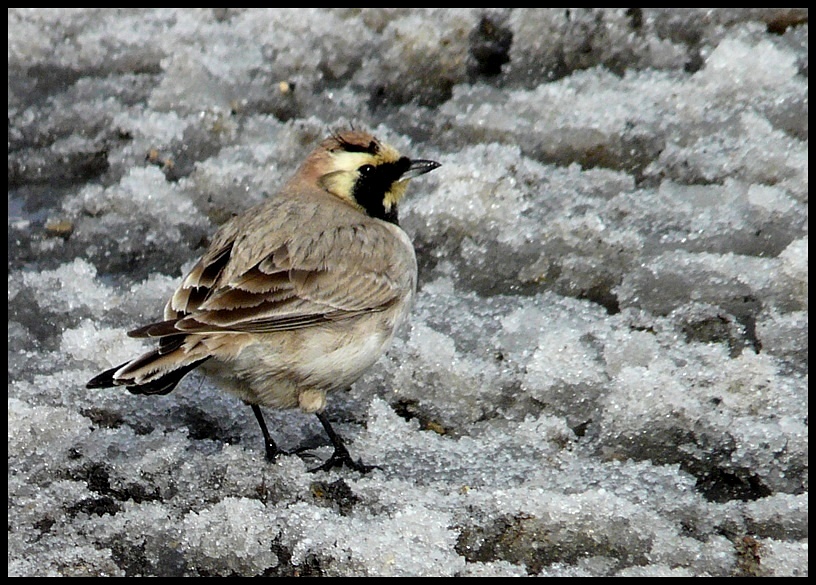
[{"x1": 87, "y1": 129, "x2": 440, "y2": 472}]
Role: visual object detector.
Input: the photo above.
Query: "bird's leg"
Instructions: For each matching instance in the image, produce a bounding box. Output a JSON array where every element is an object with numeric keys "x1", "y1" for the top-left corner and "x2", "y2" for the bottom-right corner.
[
  {"x1": 249, "y1": 403, "x2": 283, "y2": 462},
  {"x1": 309, "y1": 411, "x2": 379, "y2": 473}
]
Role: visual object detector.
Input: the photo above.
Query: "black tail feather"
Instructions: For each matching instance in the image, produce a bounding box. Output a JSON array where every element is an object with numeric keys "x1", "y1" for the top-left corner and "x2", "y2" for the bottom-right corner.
[
  {"x1": 125, "y1": 358, "x2": 209, "y2": 395},
  {"x1": 158, "y1": 334, "x2": 186, "y2": 355},
  {"x1": 86, "y1": 357, "x2": 210, "y2": 395},
  {"x1": 86, "y1": 364, "x2": 124, "y2": 389}
]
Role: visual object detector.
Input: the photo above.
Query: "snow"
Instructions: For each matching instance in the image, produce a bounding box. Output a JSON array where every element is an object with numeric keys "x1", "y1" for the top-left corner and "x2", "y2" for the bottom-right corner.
[{"x1": 8, "y1": 8, "x2": 808, "y2": 577}]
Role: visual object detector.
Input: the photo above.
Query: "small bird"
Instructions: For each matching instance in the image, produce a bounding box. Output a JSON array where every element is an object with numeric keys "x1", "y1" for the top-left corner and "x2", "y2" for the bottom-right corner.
[{"x1": 87, "y1": 129, "x2": 440, "y2": 472}]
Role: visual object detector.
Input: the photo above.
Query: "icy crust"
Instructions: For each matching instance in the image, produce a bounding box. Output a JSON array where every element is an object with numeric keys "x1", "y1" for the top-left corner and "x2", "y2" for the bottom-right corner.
[{"x1": 8, "y1": 8, "x2": 808, "y2": 578}]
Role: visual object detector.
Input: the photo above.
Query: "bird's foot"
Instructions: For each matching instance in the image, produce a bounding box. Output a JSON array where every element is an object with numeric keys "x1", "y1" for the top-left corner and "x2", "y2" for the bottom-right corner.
[
  {"x1": 308, "y1": 444, "x2": 379, "y2": 474},
  {"x1": 263, "y1": 444, "x2": 293, "y2": 464}
]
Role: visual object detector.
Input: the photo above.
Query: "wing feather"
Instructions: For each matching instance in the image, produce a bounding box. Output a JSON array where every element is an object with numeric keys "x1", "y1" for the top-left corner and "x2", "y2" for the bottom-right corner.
[{"x1": 145, "y1": 194, "x2": 415, "y2": 339}]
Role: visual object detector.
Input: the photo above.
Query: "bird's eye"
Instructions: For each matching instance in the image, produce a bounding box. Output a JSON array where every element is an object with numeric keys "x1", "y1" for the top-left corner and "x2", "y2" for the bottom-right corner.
[{"x1": 358, "y1": 164, "x2": 375, "y2": 176}]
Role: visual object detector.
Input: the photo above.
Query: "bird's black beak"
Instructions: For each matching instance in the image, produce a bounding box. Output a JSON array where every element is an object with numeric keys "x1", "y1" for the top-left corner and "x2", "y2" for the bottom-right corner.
[{"x1": 401, "y1": 159, "x2": 441, "y2": 180}]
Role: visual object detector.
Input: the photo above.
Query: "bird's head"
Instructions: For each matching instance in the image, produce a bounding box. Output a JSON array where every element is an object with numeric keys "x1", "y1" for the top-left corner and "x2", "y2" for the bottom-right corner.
[{"x1": 297, "y1": 130, "x2": 440, "y2": 224}]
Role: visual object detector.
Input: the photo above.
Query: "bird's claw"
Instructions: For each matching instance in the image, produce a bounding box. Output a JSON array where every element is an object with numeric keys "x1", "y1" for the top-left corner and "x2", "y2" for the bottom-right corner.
[{"x1": 308, "y1": 446, "x2": 379, "y2": 473}]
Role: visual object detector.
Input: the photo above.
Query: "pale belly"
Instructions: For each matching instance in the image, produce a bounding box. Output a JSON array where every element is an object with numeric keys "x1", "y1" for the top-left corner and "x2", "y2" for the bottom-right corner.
[{"x1": 200, "y1": 312, "x2": 405, "y2": 413}]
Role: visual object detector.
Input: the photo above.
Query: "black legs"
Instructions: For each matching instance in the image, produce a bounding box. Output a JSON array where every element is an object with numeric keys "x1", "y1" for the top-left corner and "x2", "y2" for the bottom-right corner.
[
  {"x1": 247, "y1": 403, "x2": 375, "y2": 472},
  {"x1": 250, "y1": 403, "x2": 282, "y2": 462},
  {"x1": 308, "y1": 411, "x2": 377, "y2": 473}
]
